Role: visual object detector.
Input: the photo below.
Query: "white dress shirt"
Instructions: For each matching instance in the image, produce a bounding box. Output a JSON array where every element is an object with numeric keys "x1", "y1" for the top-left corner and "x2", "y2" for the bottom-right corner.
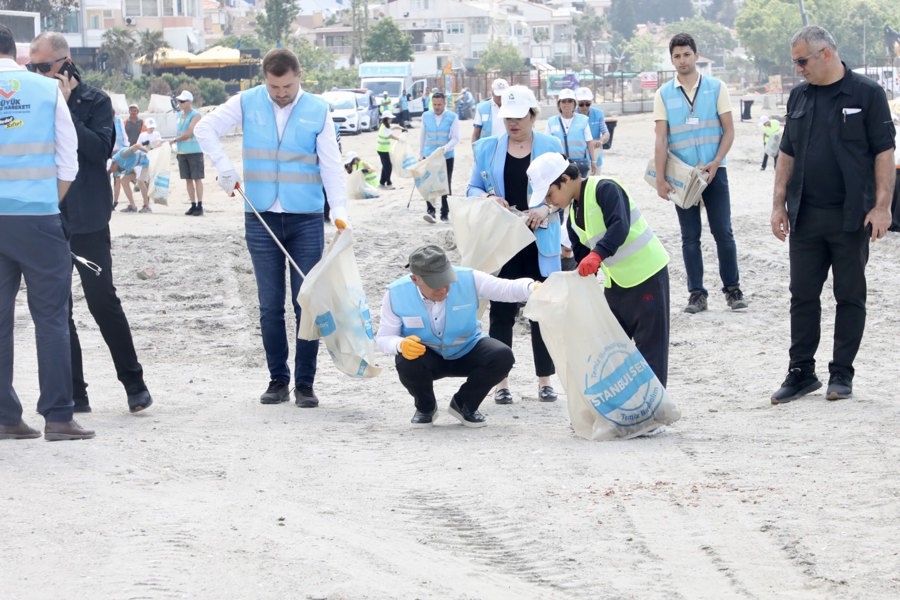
[
  {"x1": 0, "y1": 58, "x2": 78, "y2": 182},
  {"x1": 376, "y1": 270, "x2": 534, "y2": 355},
  {"x1": 419, "y1": 109, "x2": 461, "y2": 158},
  {"x1": 194, "y1": 86, "x2": 347, "y2": 221}
]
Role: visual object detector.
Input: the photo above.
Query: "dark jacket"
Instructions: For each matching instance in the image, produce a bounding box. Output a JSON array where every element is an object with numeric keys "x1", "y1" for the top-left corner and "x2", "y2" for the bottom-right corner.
[
  {"x1": 63, "y1": 82, "x2": 115, "y2": 235},
  {"x1": 781, "y1": 65, "x2": 896, "y2": 231}
]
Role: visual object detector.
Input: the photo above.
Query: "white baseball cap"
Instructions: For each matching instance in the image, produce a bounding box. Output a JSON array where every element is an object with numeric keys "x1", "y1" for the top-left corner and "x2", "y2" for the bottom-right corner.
[
  {"x1": 758, "y1": 115, "x2": 770, "y2": 126},
  {"x1": 491, "y1": 78, "x2": 510, "y2": 95},
  {"x1": 128, "y1": 102, "x2": 139, "y2": 109},
  {"x1": 527, "y1": 152, "x2": 570, "y2": 208},
  {"x1": 497, "y1": 85, "x2": 538, "y2": 120},
  {"x1": 557, "y1": 88, "x2": 576, "y2": 102},
  {"x1": 145, "y1": 117, "x2": 157, "y2": 129},
  {"x1": 575, "y1": 87, "x2": 593, "y2": 102},
  {"x1": 343, "y1": 151, "x2": 359, "y2": 165},
  {"x1": 175, "y1": 90, "x2": 193, "y2": 102}
]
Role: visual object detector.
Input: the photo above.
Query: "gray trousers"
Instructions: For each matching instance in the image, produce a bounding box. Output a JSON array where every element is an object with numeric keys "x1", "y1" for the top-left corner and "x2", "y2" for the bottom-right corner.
[{"x1": 0, "y1": 215, "x2": 74, "y2": 424}]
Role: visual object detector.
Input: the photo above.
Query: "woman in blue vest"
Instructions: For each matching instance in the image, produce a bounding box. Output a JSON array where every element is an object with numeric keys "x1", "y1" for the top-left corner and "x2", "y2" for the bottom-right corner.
[
  {"x1": 546, "y1": 88, "x2": 595, "y2": 177},
  {"x1": 575, "y1": 87, "x2": 610, "y2": 173},
  {"x1": 466, "y1": 85, "x2": 564, "y2": 405}
]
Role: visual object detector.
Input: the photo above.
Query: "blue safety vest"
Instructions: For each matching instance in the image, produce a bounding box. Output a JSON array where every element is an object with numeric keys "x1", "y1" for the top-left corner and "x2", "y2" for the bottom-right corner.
[
  {"x1": 422, "y1": 110, "x2": 457, "y2": 159},
  {"x1": 112, "y1": 148, "x2": 149, "y2": 173},
  {"x1": 241, "y1": 86, "x2": 327, "y2": 212},
  {"x1": 660, "y1": 75, "x2": 725, "y2": 167},
  {"x1": 399, "y1": 94, "x2": 408, "y2": 111},
  {"x1": 476, "y1": 100, "x2": 495, "y2": 133},
  {"x1": 388, "y1": 268, "x2": 483, "y2": 360},
  {"x1": 547, "y1": 113, "x2": 589, "y2": 160},
  {"x1": 0, "y1": 71, "x2": 59, "y2": 215},
  {"x1": 469, "y1": 133, "x2": 564, "y2": 276},
  {"x1": 176, "y1": 108, "x2": 202, "y2": 154},
  {"x1": 586, "y1": 107, "x2": 607, "y2": 166}
]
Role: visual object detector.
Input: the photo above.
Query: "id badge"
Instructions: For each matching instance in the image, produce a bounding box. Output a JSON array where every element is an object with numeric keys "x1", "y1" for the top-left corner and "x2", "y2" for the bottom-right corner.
[{"x1": 686, "y1": 116, "x2": 699, "y2": 125}]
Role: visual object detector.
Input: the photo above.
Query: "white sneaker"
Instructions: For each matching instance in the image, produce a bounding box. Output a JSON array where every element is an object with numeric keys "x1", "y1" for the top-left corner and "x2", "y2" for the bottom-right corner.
[{"x1": 423, "y1": 213, "x2": 436, "y2": 224}]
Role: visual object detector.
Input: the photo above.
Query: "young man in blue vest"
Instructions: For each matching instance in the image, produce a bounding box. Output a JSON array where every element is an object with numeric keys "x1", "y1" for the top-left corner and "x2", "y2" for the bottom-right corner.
[
  {"x1": 419, "y1": 92, "x2": 459, "y2": 223},
  {"x1": 376, "y1": 245, "x2": 539, "y2": 427},
  {"x1": 169, "y1": 90, "x2": 205, "y2": 215},
  {"x1": 195, "y1": 48, "x2": 348, "y2": 408},
  {"x1": 654, "y1": 32, "x2": 747, "y2": 314},
  {"x1": 1, "y1": 25, "x2": 94, "y2": 440}
]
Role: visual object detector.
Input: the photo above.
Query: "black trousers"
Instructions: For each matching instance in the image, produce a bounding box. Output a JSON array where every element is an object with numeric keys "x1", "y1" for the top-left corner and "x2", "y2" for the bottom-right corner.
[
  {"x1": 69, "y1": 227, "x2": 146, "y2": 400},
  {"x1": 426, "y1": 157, "x2": 453, "y2": 219},
  {"x1": 788, "y1": 205, "x2": 868, "y2": 379},
  {"x1": 761, "y1": 152, "x2": 777, "y2": 170},
  {"x1": 891, "y1": 169, "x2": 900, "y2": 231},
  {"x1": 378, "y1": 151, "x2": 392, "y2": 186},
  {"x1": 605, "y1": 267, "x2": 670, "y2": 388},
  {"x1": 395, "y1": 337, "x2": 514, "y2": 413}
]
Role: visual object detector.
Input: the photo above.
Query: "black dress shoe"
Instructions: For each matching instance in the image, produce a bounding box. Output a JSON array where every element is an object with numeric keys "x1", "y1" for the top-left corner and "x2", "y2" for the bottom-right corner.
[
  {"x1": 538, "y1": 385, "x2": 558, "y2": 402},
  {"x1": 295, "y1": 385, "x2": 319, "y2": 408},
  {"x1": 448, "y1": 398, "x2": 487, "y2": 428},
  {"x1": 0, "y1": 420, "x2": 42, "y2": 440},
  {"x1": 410, "y1": 409, "x2": 437, "y2": 427},
  {"x1": 127, "y1": 390, "x2": 153, "y2": 413},
  {"x1": 771, "y1": 368, "x2": 822, "y2": 404},
  {"x1": 825, "y1": 374, "x2": 852, "y2": 401},
  {"x1": 493, "y1": 388, "x2": 513, "y2": 405},
  {"x1": 44, "y1": 420, "x2": 95, "y2": 441}
]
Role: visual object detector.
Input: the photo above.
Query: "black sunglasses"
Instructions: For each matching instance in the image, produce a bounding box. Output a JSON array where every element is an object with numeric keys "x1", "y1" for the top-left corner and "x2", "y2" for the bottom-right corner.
[
  {"x1": 792, "y1": 48, "x2": 824, "y2": 67},
  {"x1": 177, "y1": 99, "x2": 189, "y2": 103},
  {"x1": 25, "y1": 57, "x2": 67, "y2": 73},
  {"x1": 577, "y1": 102, "x2": 591, "y2": 107}
]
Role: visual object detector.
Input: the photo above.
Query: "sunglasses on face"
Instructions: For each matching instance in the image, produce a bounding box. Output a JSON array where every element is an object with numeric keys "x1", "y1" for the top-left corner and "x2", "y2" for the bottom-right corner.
[
  {"x1": 177, "y1": 99, "x2": 188, "y2": 103},
  {"x1": 792, "y1": 48, "x2": 823, "y2": 67},
  {"x1": 25, "y1": 57, "x2": 67, "y2": 73},
  {"x1": 560, "y1": 99, "x2": 575, "y2": 103},
  {"x1": 578, "y1": 102, "x2": 591, "y2": 107}
]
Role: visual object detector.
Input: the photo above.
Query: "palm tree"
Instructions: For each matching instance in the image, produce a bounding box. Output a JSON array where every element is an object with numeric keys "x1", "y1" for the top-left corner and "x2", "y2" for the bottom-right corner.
[
  {"x1": 100, "y1": 27, "x2": 136, "y2": 83},
  {"x1": 573, "y1": 8, "x2": 607, "y2": 69},
  {"x1": 137, "y1": 29, "x2": 170, "y2": 75}
]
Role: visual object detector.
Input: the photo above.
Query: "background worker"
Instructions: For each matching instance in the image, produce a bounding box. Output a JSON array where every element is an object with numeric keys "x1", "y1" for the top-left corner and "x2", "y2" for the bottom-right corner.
[
  {"x1": 472, "y1": 78, "x2": 508, "y2": 142},
  {"x1": 376, "y1": 113, "x2": 403, "y2": 190},
  {"x1": 575, "y1": 87, "x2": 610, "y2": 173},
  {"x1": 169, "y1": 90, "x2": 205, "y2": 216},
  {"x1": 420, "y1": 91, "x2": 459, "y2": 223},
  {"x1": 546, "y1": 88, "x2": 595, "y2": 177},
  {"x1": 760, "y1": 115, "x2": 781, "y2": 171},
  {"x1": 108, "y1": 145, "x2": 151, "y2": 213}
]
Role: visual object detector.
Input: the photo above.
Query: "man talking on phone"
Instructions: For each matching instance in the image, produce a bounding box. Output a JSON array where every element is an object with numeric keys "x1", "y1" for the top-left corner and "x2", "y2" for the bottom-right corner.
[{"x1": 29, "y1": 32, "x2": 153, "y2": 415}]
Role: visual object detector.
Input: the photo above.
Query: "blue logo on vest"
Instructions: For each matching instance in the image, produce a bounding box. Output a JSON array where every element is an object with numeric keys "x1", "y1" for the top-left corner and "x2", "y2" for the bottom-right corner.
[{"x1": 583, "y1": 342, "x2": 664, "y2": 426}]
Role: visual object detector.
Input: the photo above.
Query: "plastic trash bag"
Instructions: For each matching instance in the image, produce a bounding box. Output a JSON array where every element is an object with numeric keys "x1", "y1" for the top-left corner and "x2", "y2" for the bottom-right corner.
[
  {"x1": 447, "y1": 195, "x2": 534, "y2": 275},
  {"x1": 347, "y1": 168, "x2": 379, "y2": 200},
  {"x1": 146, "y1": 143, "x2": 172, "y2": 205},
  {"x1": 390, "y1": 131, "x2": 417, "y2": 179},
  {"x1": 407, "y1": 149, "x2": 449, "y2": 203},
  {"x1": 297, "y1": 228, "x2": 382, "y2": 378},
  {"x1": 523, "y1": 272, "x2": 680, "y2": 440}
]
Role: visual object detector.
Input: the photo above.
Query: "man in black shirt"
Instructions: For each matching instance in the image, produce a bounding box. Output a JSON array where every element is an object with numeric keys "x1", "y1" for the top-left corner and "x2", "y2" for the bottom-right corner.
[
  {"x1": 770, "y1": 26, "x2": 895, "y2": 405},
  {"x1": 30, "y1": 32, "x2": 153, "y2": 414}
]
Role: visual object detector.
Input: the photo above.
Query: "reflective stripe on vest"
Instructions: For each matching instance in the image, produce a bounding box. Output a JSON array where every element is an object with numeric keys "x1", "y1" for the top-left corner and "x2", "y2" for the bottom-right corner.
[
  {"x1": 0, "y1": 71, "x2": 59, "y2": 213},
  {"x1": 387, "y1": 268, "x2": 483, "y2": 360},
  {"x1": 176, "y1": 109, "x2": 202, "y2": 154},
  {"x1": 422, "y1": 110, "x2": 456, "y2": 159},
  {"x1": 569, "y1": 177, "x2": 669, "y2": 288},
  {"x1": 661, "y1": 76, "x2": 725, "y2": 167},
  {"x1": 377, "y1": 124, "x2": 392, "y2": 152},
  {"x1": 241, "y1": 86, "x2": 327, "y2": 212},
  {"x1": 548, "y1": 114, "x2": 589, "y2": 160}
]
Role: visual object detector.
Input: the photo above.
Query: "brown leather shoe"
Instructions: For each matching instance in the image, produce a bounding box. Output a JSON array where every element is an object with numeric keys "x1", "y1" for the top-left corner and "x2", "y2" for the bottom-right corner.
[
  {"x1": 0, "y1": 420, "x2": 42, "y2": 440},
  {"x1": 44, "y1": 420, "x2": 95, "y2": 441}
]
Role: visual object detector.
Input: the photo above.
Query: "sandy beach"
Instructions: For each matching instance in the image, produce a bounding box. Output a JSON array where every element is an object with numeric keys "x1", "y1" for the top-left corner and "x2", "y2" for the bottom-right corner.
[{"x1": 2, "y1": 107, "x2": 899, "y2": 600}]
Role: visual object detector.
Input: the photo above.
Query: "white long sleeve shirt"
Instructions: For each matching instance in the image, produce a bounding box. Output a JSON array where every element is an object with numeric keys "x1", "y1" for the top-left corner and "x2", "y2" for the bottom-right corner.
[
  {"x1": 419, "y1": 110, "x2": 461, "y2": 158},
  {"x1": 0, "y1": 58, "x2": 78, "y2": 182},
  {"x1": 194, "y1": 86, "x2": 347, "y2": 221},
  {"x1": 376, "y1": 270, "x2": 534, "y2": 355}
]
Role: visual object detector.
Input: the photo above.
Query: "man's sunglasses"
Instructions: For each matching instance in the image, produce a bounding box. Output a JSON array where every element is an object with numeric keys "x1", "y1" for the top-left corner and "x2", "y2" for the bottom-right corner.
[
  {"x1": 25, "y1": 57, "x2": 67, "y2": 73},
  {"x1": 578, "y1": 102, "x2": 591, "y2": 107},
  {"x1": 792, "y1": 48, "x2": 823, "y2": 67},
  {"x1": 177, "y1": 99, "x2": 188, "y2": 103}
]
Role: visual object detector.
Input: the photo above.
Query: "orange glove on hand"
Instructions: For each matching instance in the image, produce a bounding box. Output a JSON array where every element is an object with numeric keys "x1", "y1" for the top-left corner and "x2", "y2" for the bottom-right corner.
[
  {"x1": 399, "y1": 335, "x2": 426, "y2": 360},
  {"x1": 334, "y1": 219, "x2": 347, "y2": 231},
  {"x1": 578, "y1": 251, "x2": 602, "y2": 277}
]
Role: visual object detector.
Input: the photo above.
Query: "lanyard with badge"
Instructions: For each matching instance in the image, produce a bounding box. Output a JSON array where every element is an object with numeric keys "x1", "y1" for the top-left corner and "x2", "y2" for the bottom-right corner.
[{"x1": 680, "y1": 74, "x2": 701, "y2": 125}]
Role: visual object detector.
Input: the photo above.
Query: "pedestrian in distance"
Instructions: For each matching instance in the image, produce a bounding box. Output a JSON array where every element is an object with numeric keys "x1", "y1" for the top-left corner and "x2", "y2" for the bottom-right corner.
[
  {"x1": 769, "y1": 25, "x2": 896, "y2": 405},
  {"x1": 194, "y1": 48, "x2": 349, "y2": 408},
  {"x1": 376, "y1": 113, "x2": 404, "y2": 190},
  {"x1": 375, "y1": 245, "x2": 540, "y2": 428},
  {"x1": 471, "y1": 78, "x2": 508, "y2": 142},
  {"x1": 759, "y1": 115, "x2": 780, "y2": 171},
  {"x1": 30, "y1": 31, "x2": 153, "y2": 416},
  {"x1": 575, "y1": 87, "x2": 610, "y2": 174},
  {"x1": 654, "y1": 32, "x2": 748, "y2": 315},
  {"x1": 169, "y1": 90, "x2": 205, "y2": 216},
  {"x1": 0, "y1": 24, "x2": 94, "y2": 441}
]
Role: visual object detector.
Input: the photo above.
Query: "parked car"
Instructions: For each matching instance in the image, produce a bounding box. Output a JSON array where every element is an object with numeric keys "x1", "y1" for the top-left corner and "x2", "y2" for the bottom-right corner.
[
  {"x1": 322, "y1": 90, "x2": 370, "y2": 135},
  {"x1": 336, "y1": 88, "x2": 380, "y2": 131}
]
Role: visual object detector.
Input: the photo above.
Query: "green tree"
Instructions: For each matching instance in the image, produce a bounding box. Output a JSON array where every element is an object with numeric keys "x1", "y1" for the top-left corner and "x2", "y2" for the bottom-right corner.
[
  {"x1": 99, "y1": 27, "x2": 136, "y2": 82},
  {"x1": 734, "y1": 0, "x2": 804, "y2": 74},
  {"x1": 703, "y1": 0, "x2": 739, "y2": 27},
  {"x1": 256, "y1": 0, "x2": 300, "y2": 48},
  {"x1": 573, "y1": 7, "x2": 607, "y2": 67},
  {"x1": 477, "y1": 38, "x2": 525, "y2": 73},
  {"x1": 290, "y1": 38, "x2": 335, "y2": 72},
  {"x1": 811, "y1": 0, "x2": 900, "y2": 66},
  {"x1": 622, "y1": 34, "x2": 661, "y2": 72},
  {"x1": 363, "y1": 17, "x2": 413, "y2": 62},
  {"x1": 215, "y1": 34, "x2": 267, "y2": 54},
  {"x1": 0, "y1": 0, "x2": 78, "y2": 31},
  {"x1": 664, "y1": 17, "x2": 737, "y2": 60},
  {"x1": 609, "y1": 0, "x2": 639, "y2": 39},
  {"x1": 609, "y1": 0, "x2": 694, "y2": 39},
  {"x1": 136, "y1": 29, "x2": 169, "y2": 76}
]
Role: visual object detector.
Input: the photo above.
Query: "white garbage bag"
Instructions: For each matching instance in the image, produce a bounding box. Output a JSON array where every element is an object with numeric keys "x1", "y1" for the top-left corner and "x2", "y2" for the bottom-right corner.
[
  {"x1": 347, "y1": 168, "x2": 379, "y2": 200},
  {"x1": 523, "y1": 271, "x2": 680, "y2": 440},
  {"x1": 447, "y1": 195, "x2": 534, "y2": 274},
  {"x1": 765, "y1": 131, "x2": 782, "y2": 158},
  {"x1": 407, "y1": 149, "x2": 449, "y2": 202},
  {"x1": 297, "y1": 229, "x2": 382, "y2": 378},
  {"x1": 145, "y1": 143, "x2": 172, "y2": 205},
  {"x1": 390, "y1": 131, "x2": 417, "y2": 179}
]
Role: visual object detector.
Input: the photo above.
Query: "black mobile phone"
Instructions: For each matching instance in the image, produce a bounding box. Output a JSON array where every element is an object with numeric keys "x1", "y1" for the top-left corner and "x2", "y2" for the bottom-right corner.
[{"x1": 59, "y1": 60, "x2": 81, "y2": 82}]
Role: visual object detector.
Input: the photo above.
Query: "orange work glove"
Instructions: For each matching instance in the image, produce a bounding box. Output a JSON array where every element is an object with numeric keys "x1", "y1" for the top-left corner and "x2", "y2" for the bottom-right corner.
[
  {"x1": 399, "y1": 335, "x2": 426, "y2": 360},
  {"x1": 578, "y1": 251, "x2": 603, "y2": 277},
  {"x1": 334, "y1": 219, "x2": 347, "y2": 231}
]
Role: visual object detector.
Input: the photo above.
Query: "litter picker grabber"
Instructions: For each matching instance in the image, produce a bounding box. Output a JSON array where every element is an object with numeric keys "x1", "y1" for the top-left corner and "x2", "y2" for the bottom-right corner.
[{"x1": 234, "y1": 183, "x2": 307, "y2": 280}]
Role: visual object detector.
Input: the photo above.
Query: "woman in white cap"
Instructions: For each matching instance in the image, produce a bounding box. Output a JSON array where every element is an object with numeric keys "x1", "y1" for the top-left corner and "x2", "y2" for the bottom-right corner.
[
  {"x1": 343, "y1": 151, "x2": 379, "y2": 198},
  {"x1": 472, "y1": 78, "x2": 508, "y2": 142},
  {"x1": 466, "y1": 85, "x2": 565, "y2": 405},
  {"x1": 546, "y1": 88, "x2": 595, "y2": 177},
  {"x1": 527, "y1": 152, "x2": 671, "y2": 388}
]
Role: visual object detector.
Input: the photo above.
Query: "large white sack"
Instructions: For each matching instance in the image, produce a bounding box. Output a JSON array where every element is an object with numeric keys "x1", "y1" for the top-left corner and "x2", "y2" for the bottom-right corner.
[
  {"x1": 346, "y1": 168, "x2": 379, "y2": 200},
  {"x1": 390, "y1": 130, "x2": 417, "y2": 179},
  {"x1": 297, "y1": 229, "x2": 382, "y2": 378},
  {"x1": 523, "y1": 272, "x2": 680, "y2": 440},
  {"x1": 145, "y1": 143, "x2": 172, "y2": 205},
  {"x1": 447, "y1": 195, "x2": 535, "y2": 274},
  {"x1": 408, "y1": 149, "x2": 449, "y2": 202}
]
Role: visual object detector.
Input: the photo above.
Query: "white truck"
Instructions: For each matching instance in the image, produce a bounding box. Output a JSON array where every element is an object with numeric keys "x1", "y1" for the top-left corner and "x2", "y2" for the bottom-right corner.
[{"x1": 358, "y1": 62, "x2": 427, "y2": 120}]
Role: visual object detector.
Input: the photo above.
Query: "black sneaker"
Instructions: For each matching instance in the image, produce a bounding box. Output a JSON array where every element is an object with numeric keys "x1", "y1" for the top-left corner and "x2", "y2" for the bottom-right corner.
[
  {"x1": 771, "y1": 368, "x2": 822, "y2": 404},
  {"x1": 440, "y1": 215, "x2": 450, "y2": 223},
  {"x1": 684, "y1": 291, "x2": 708, "y2": 314},
  {"x1": 538, "y1": 385, "x2": 558, "y2": 402},
  {"x1": 192, "y1": 204, "x2": 204, "y2": 216},
  {"x1": 260, "y1": 380, "x2": 290, "y2": 404},
  {"x1": 410, "y1": 408, "x2": 438, "y2": 427},
  {"x1": 724, "y1": 286, "x2": 748, "y2": 310},
  {"x1": 127, "y1": 389, "x2": 153, "y2": 413},
  {"x1": 185, "y1": 204, "x2": 197, "y2": 215},
  {"x1": 825, "y1": 373, "x2": 852, "y2": 401},
  {"x1": 448, "y1": 397, "x2": 486, "y2": 428},
  {"x1": 294, "y1": 385, "x2": 319, "y2": 408}
]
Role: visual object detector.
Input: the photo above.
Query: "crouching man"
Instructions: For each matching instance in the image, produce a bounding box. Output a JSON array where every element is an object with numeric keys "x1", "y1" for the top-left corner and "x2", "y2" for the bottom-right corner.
[{"x1": 376, "y1": 245, "x2": 539, "y2": 428}]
